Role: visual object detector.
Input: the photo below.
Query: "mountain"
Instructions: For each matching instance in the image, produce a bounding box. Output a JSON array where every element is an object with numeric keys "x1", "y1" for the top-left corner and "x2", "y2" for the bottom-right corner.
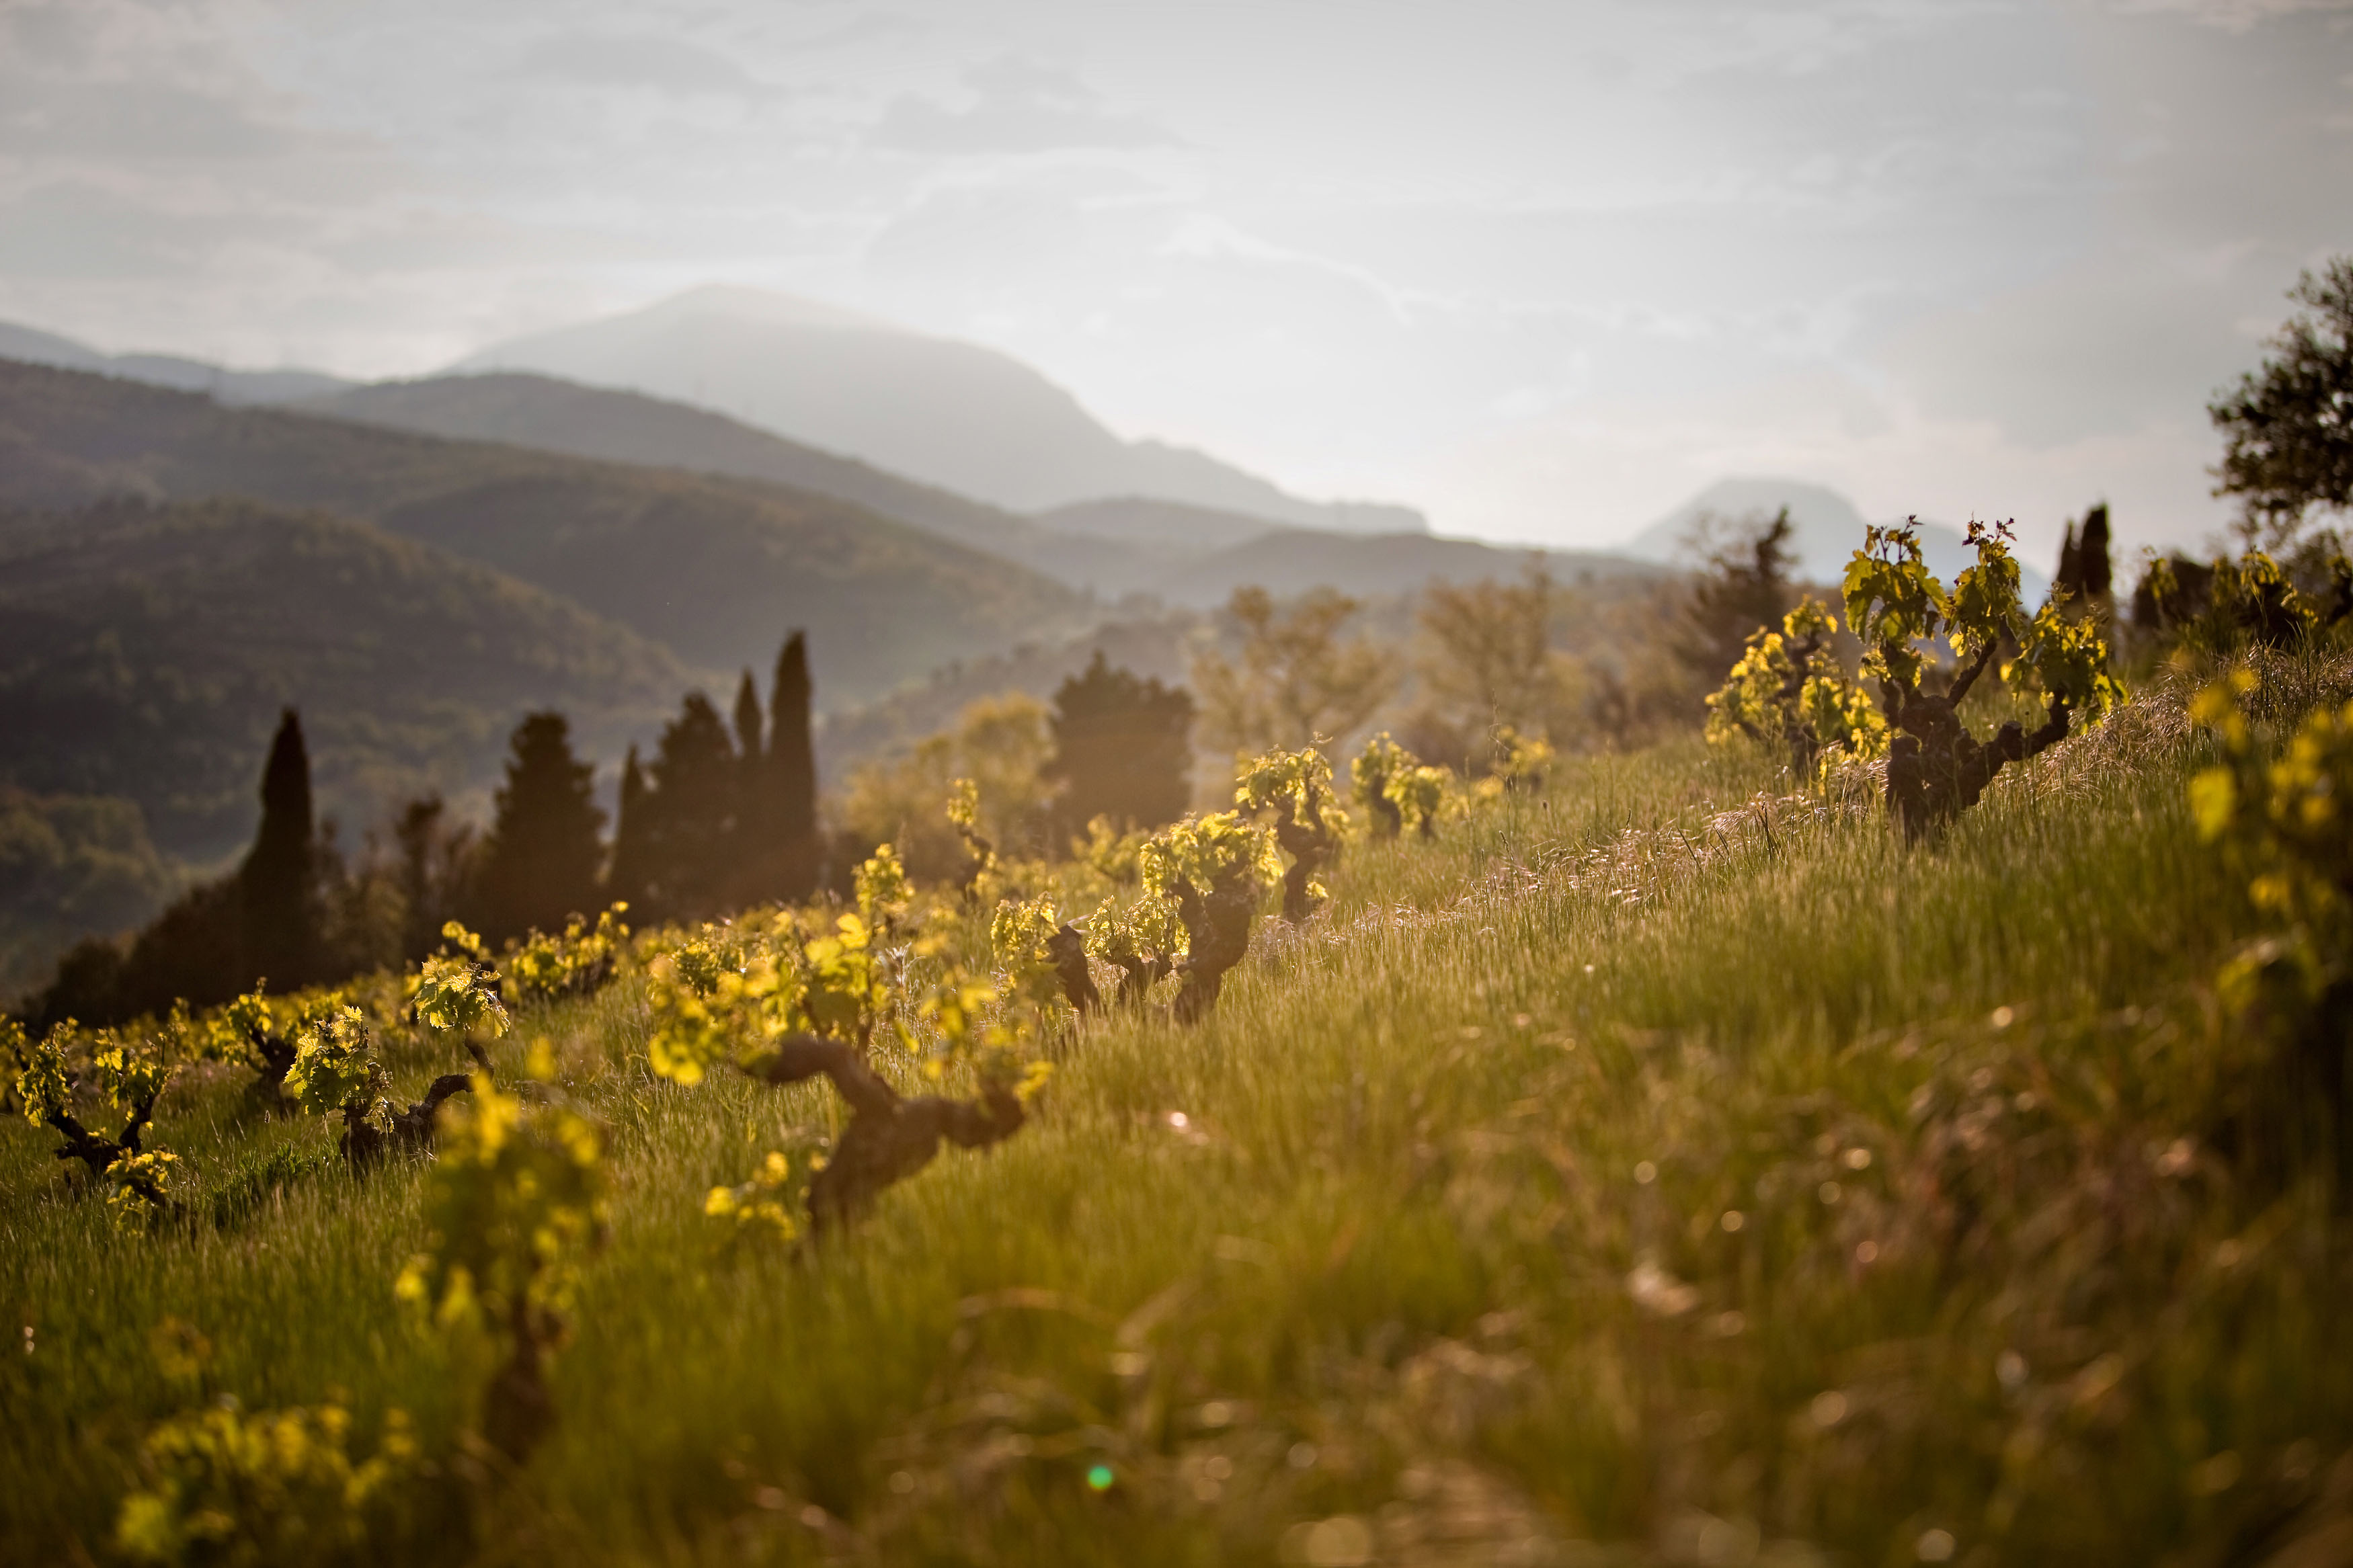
[
  {"x1": 297, "y1": 370, "x2": 1055, "y2": 565},
  {"x1": 1620, "y1": 477, "x2": 2052, "y2": 599},
  {"x1": 1029, "y1": 497, "x2": 1281, "y2": 555},
  {"x1": 1153, "y1": 528, "x2": 1668, "y2": 609},
  {"x1": 0, "y1": 319, "x2": 353, "y2": 406},
  {"x1": 290, "y1": 370, "x2": 1661, "y2": 606},
  {"x1": 0, "y1": 358, "x2": 1093, "y2": 703},
  {"x1": 0, "y1": 495, "x2": 685, "y2": 865},
  {"x1": 449, "y1": 284, "x2": 1430, "y2": 534}
]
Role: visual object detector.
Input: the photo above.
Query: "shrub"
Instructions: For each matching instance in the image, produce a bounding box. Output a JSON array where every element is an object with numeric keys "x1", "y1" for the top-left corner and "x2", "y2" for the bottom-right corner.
[{"x1": 114, "y1": 1399, "x2": 415, "y2": 1567}]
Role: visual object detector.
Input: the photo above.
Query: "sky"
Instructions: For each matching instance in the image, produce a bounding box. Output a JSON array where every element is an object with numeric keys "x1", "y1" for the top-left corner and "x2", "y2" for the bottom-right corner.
[{"x1": 2, "y1": 0, "x2": 2350, "y2": 560}]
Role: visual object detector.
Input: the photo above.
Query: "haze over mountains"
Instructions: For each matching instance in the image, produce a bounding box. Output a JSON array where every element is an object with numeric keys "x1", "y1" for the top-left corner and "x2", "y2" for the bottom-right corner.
[
  {"x1": 0, "y1": 319, "x2": 353, "y2": 408},
  {"x1": 0, "y1": 284, "x2": 2068, "y2": 1000},
  {"x1": 450, "y1": 286, "x2": 1429, "y2": 535}
]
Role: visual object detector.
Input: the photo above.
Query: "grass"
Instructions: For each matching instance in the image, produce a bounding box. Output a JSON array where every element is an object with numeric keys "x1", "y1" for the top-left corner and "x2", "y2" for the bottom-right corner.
[{"x1": 5, "y1": 666, "x2": 2351, "y2": 1566}]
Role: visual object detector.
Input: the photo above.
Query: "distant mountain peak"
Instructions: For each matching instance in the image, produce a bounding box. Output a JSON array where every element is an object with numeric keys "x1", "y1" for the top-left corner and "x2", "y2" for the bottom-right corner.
[
  {"x1": 612, "y1": 283, "x2": 913, "y2": 337},
  {"x1": 446, "y1": 286, "x2": 1428, "y2": 536}
]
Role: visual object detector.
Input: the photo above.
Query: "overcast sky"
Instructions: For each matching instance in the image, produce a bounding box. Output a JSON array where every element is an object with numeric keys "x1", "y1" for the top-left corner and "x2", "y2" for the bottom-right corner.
[{"x1": 3, "y1": 0, "x2": 2349, "y2": 557}]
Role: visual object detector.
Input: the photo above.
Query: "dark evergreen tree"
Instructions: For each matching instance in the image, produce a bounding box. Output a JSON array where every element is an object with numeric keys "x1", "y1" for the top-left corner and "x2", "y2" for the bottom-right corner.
[
  {"x1": 767, "y1": 631, "x2": 818, "y2": 902},
  {"x1": 608, "y1": 745, "x2": 653, "y2": 911},
  {"x1": 2054, "y1": 503, "x2": 2114, "y2": 610},
  {"x1": 731, "y1": 669, "x2": 763, "y2": 760},
  {"x1": 476, "y1": 713, "x2": 606, "y2": 945},
  {"x1": 640, "y1": 693, "x2": 740, "y2": 920},
  {"x1": 2079, "y1": 503, "x2": 2113, "y2": 603},
  {"x1": 392, "y1": 795, "x2": 479, "y2": 962},
  {"x1": 1042, "y1": 652, "x2": 1194, "y2": 838},
  {"x1": 239, "y1": 708, "x2": 316, "y2": 991}
]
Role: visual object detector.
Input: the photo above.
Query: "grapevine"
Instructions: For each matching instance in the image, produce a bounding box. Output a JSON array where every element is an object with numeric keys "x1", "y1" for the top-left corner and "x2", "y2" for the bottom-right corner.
[
  {"x1": 501, "y1": 905, "x2": 629, "y2": 1007},
  {"x1": 283, "y1": 1006, "x2": 472, "y2": 1167},
  {"x1": 992, "y1": 896, "x2": 1101, "y2": 1016},
  {"x1": 13, "y1": 1022, "x2": 175, "y2": 1204},
  {"x1": 1843, "y1": 519, "x2": 2120, "y2": 838},
  {"x1": 2190, "y1": 674, "x2": 2353, "y2": 1181},
  {"x1": 1236, "y1": 745, "x2": 1345, "y2": 922},
  {"x1": 393, "y1": 1059, "x2": 605, "y2": 1466},
  {"x1": 114, "y1": 1399, "x2": 416, "y2": 1567},
  {"x1": 1704, "y1": 597, "x2": 1885, "y2": 776},
  {"x1": 1140, "y1": 811, "x2": 1282, "y2": 1022}
]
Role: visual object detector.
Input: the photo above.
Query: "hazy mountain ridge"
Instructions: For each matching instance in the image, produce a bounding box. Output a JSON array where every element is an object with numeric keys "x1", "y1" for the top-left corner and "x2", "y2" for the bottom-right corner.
[
  {"x1": 298, "y1": 371, "x2": 1058, "y2": 565},
  {"x1": 0, "y1": 358, "x2": 1094, "y2": 702},
  {"x1": 0, "y1": 319, "x2": 354, "y2": 406},
  {"x1": 450, "y1": 284, "x2": 1431, "y2": 534},
  {"x1": 1157, "y1": 528, "x2": 1669, "y2": 606},
  {"x1": 290, "y1": 369, "x2": 1668, "y2": 607}
]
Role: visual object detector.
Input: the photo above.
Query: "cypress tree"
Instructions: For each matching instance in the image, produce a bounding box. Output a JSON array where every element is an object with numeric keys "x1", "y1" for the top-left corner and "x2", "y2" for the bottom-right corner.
[
  {"x1": 609, "y1": 745, "x2": 653, "y2": 911},
  {"x1": 239, "y1": 708, "x2": 315, "y2": 991},
  {"x1": 732, "y1": 669, "x2": 763, "y2": 759},
  {"x1": 768, "y1": 631, "x2": 817, "y2": 901},
  {"x1": 644, "y1": 693, "x2": 739, "y2": 919},
  {"x1": 477, "y1": 712, "x2": 606, "y2": 945},
  {"x1": 1043, "y1": 652, "x2": 1194, "y2": 838},
  {"x1": 2079, "y1": 503, "x2": 2114, "y2": 603}
]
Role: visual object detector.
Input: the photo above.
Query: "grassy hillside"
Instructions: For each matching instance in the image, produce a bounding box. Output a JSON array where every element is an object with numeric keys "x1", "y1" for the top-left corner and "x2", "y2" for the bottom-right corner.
[
  {"x1": 5, "y1": 659, "x2": 2347, "y2": 1563},
  {"x1": 0, "y1": 359, "x2": 1093, "y2": 697},
  {"x1": 0, "y1": 496, "x2": 685, "y2": 864}
]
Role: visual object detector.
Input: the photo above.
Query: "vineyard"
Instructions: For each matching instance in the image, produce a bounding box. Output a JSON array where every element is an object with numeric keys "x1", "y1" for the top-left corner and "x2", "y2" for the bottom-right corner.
[{"x1": 7, "y1": 516, "x2": 2353, "y2": 1567}]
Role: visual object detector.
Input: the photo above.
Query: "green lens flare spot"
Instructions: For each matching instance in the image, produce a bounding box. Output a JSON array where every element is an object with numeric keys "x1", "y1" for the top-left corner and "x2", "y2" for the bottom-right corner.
[{"x1": 1086, "y1": 1464, "x2": 1115, "y2": 1492}]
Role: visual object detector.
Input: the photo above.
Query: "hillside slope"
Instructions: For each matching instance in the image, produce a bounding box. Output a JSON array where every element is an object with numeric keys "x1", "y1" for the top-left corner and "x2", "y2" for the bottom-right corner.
[
  {"x1": 0, "y1": 496, "x2": 685, "y2": 864},
  {"x1": 7, "y1": 663, "x2": 2348, "y2": 1563},
  {"x1": 1159, "y1": 528, "x2": 1669, "y2": 607},
  {"x1": 0, "y1": 318, "x2": 352, "y2": 405},
  {"x1": 298, "y1": 371, "x2": 1058, "y2": 565},
  {"x1": 0, "y1": 359, "x2": 1092, "y2": 699},
  {"x1": 452, "y1": 284, "x2": 1429, "y2": 532}
]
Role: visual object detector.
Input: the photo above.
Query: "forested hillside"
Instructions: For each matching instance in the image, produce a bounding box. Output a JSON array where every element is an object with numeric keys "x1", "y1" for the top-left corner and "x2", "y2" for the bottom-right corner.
[
  {"x1": 0, "y1": 360, "x2": 1092, "y2": 694},
  {"x1": 0, "y1": 496, "x2": 684, "y2": 862}
]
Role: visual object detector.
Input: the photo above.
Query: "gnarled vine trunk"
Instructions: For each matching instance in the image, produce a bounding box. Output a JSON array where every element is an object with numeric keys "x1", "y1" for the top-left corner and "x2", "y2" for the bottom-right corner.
[
  {"x1": 1172, "y1": 882, "x2": 1257, "y2": 1024},
  {"x1": 745, "y1": 1034, "x2": 1024, "y2": 1229},
  {"x1": 1271, "y1": 796, "x2": 1337, "y2": 924},
  {"x1": 340, "y1": 1074, "x2": 474, "y2": 1167},
  {"x1": 1045, "y1": 923, "x2": 1102, "y2": 1016},
  {"x1": 1884, "y1": 684, "x2": 2070, "y2": 841}
]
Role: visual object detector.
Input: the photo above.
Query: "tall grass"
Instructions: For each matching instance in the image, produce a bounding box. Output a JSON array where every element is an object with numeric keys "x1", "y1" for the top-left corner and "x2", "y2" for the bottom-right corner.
[{"x1": 5, "y1": 671, "x2": 2350, "y2": 1565}]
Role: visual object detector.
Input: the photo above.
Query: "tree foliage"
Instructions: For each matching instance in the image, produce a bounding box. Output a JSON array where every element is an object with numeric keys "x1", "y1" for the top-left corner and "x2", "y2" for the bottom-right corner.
[
  {"x1": 1673, "y1": 508, "x2": 1800, "y2": 695},
  {"x1": 1192, "y1": 587, "x2": 1396, "y2": 759},
  {"x1": 1041, "y1": 651, "x2": 1193, "y2": 839},
  {"x1": 1416, "y1": 563, "x2": 1579, "y2": 749},
  {"x1": 2210, "y1": 256, "x2": 2353, "y2": 541},
  {"x1": 475, "y1": 713, "x2": 604, "y2": 948}
]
